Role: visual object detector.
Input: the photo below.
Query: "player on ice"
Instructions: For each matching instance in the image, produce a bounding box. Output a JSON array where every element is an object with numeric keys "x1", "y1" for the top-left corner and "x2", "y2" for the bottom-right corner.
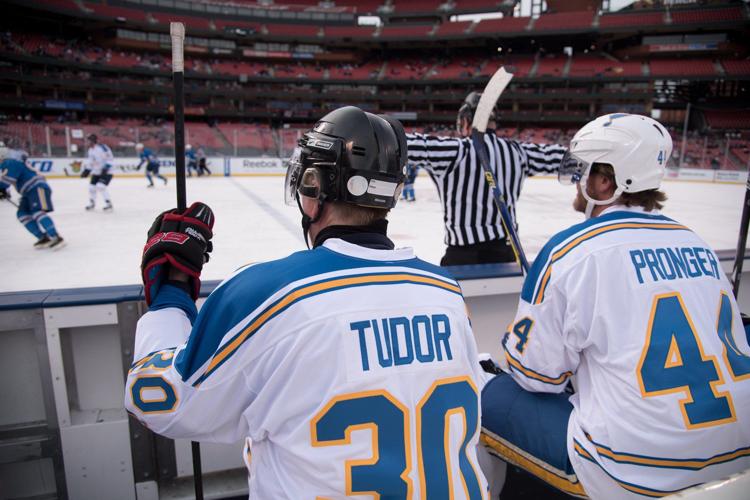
[
  {"x1": 196, "y1": 145, "x2": 211, "y2": 176},
  {"x1": 480, "y1": 114, "x2": 750, "y2": 499},
  {"x1": 401, "y1": 163, "x2": 418, "y2": 202},
  {"x1": 135, "y1": 143, "x2": 167, "y2": 187},
  {"x1": 124, "y1": 106, "x2": 489, "y2": 497},
  {"x1": 0, "y1": 145, "x2": 65, "y2": 249},
  {"x1": 406, "y1": 91, "x2": 567, "y2": 265},
  {"x1": 82, "y1": 134, "x2": 114, "y2": 211},
  {"x1": 185, "y1": 144, "x2": 198, "y2": 177}
]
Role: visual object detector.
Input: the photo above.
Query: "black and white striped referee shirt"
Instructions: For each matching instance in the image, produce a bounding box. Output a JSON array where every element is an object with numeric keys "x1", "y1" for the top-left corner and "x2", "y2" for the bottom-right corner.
[{"x1": 406, "y1": 131, "x2": 566, "y2": 247}]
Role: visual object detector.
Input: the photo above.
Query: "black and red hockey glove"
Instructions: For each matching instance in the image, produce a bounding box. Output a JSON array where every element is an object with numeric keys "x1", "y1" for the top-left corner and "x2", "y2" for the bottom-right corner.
[{"x1": 141, "y1": 202, "x2": 215, "y2": 305}]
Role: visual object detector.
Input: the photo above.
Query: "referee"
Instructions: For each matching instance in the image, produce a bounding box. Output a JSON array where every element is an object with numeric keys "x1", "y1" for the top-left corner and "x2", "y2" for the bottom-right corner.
[{"x1": 407, "y1": 92, "x2": 567, "y2": 266}]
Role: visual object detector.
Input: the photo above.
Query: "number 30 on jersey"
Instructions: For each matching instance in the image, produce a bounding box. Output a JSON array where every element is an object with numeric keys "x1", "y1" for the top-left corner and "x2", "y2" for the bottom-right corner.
[{"x1": 311, "y1": 376, "x2": 485, "y2": 499}]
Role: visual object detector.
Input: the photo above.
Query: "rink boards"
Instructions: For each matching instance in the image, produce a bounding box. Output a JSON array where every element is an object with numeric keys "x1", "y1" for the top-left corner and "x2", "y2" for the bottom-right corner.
[
  {"x1": 27, "y1": 156, "x2": 750, "y2": 184},
  {"x1": 0, "y1": 254, "x2": 749, "y2": 500},
  {"x1": 28, "y1": 156, "x2": 287, "y2": 178}
]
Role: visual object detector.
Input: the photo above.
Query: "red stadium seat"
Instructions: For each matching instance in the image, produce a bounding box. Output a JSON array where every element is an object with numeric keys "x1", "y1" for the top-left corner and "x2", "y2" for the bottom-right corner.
[
  {"x1": 535, "y1": 54, "x2": 566, "y2": 77},
  {"x1": 569, "y1": 55, "x2": 643, "y2": 78},
  {"x1": 473, "y1": 16, "x2": 531, "y2": 35},
  {"x1": 649, "y1": 59, "x2": 717, "y2": 77},
  {"x1": 323, "y1": 26, "x2": 376, "y2": 39},
  {"x1": 379, "y1": 25, "x2": 434, "y2": 39},
  {"x1": 721, "y1": 59, "x2": 750, "y2": 76},
  {"x1": 434, "y1": 21, "x2": 473, "y2": 37},
  {"x1": 671, "y1": 6, "x2": 744, "y2": 25},
  {"x1": 534, "y1": 11, "x2": 595, "y2": 31},
  {"x1": 599, "y1": 11, "x2": 665, "y2": 29},
  {"x1": 265, "y1": 23, "x2": 321, "y2": 38}
]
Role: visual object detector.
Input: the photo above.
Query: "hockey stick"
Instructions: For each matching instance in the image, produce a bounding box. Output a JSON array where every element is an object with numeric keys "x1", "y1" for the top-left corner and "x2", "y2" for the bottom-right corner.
[
  {"x1": 2, "y1": 196, "x2": 18, "y2": 207},
  {"x1": 731, "y1": 171, "x2": 750, "y2": 298},
  {"x1": 170, "y1": 22, "x2": 203, "y2": 500},
  {"x1": 470, "y1": 67, "x2": 530, "y2": 273}
]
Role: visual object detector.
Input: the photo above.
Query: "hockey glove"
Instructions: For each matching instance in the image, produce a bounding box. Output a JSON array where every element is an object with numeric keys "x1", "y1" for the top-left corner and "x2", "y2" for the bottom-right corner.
[
  {"x1": 0, "y1": 188, "x2": 9, "y2": 200},
  {"x1": 141, "y1": 202, "x2": 215, "y2": 305},
  {"x1": 80, "y1": 168, "x2": 91, "y2": 178}
]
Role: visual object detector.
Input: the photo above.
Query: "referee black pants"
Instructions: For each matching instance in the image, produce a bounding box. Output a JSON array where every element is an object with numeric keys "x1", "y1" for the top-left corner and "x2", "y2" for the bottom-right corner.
[{"x1": 440, "y1": 238, "x2": 516, "y2": 266}]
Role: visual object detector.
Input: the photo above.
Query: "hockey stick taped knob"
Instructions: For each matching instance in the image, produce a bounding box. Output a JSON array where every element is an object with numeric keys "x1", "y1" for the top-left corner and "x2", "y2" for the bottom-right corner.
[{"x1": 170, "y1": 22, "x2": 185, "y2": 73}]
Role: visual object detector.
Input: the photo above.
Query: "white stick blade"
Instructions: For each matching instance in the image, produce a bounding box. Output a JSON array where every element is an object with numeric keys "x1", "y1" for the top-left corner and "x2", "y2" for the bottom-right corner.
[{"x1": 472, "y1": 66, "x2": 514, "y2": 133}]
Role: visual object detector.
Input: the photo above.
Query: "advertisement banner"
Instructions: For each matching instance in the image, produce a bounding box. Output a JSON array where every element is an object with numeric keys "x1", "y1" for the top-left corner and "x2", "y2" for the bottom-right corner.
[
  {"x1": 675, "y1": 168, "x2": 715, "y2": 182},
  {"x1": 714, "y1": 170, "x2": 748, "y2": 184},
  {"x1": 29, "y1": 157, "x2": 226, "y2": 177},
  {"x1": 229, "y1": 157, "x2": 285, "y2": 175}
]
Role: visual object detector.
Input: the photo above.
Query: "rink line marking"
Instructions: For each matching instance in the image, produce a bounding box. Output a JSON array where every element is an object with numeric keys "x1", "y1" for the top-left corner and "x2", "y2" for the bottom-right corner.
[{"x1": 229, "y1": 178, "x2": 302, "y2": 241}]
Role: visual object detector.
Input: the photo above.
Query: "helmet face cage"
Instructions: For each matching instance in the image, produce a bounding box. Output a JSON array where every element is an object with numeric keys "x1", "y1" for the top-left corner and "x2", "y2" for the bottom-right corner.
[
  {"x1": 284, "y1": 135, "x2": 341, "y2": 206},
  {"x1": 558, "y1": 151, "x2": 591, "y2": 186}
]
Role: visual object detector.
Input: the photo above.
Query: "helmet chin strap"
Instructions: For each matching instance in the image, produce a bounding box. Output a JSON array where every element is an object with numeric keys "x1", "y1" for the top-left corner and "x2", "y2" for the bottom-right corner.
[
  {"x1": 296, "y1": 195, "x2": 325, "y2": 249},
  {"x1": 579, "y1": 172, "x2": 623, "y2": 220}
]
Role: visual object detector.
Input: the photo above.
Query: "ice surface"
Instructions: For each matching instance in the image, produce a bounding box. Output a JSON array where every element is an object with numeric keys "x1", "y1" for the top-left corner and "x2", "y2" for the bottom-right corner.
[{"x1": 1, "y1": 174, "x2": 743, "y2": 292}]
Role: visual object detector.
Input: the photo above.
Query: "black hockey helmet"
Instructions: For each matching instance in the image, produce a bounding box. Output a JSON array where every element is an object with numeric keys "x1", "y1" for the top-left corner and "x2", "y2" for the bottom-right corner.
[
  {"x1": 457, "y1": 91, "x2": 496, "y2": 133},
  {"x1": 284, "y1": 106, "x2": 407, "y2": 210},
  {"x1": 87, "y1": 133, "x2": 98, "y2": 143}
]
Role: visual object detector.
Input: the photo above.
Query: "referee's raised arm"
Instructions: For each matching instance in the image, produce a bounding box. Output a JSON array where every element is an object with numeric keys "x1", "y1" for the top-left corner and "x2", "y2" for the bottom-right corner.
[{"x1": 405, "y1": 131, "x2": 464, "y2": 177}]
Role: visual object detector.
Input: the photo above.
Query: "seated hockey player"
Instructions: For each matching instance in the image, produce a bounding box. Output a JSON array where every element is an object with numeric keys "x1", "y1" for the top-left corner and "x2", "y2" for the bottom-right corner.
[
  {"x1": 124, "y1": 106, "x2": 489, "y2": 498},
  {"x1": 481, "y1": 113, "x2": 750, "y2": 499},
  {"x1": 0, "y1": 145, "x2": 65, "y2": 249}
]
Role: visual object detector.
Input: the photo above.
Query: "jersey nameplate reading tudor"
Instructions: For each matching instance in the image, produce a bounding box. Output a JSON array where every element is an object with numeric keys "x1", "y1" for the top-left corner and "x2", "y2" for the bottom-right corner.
[{"x1": 350, "y1": 313, "x2": 453, "y2": 372}]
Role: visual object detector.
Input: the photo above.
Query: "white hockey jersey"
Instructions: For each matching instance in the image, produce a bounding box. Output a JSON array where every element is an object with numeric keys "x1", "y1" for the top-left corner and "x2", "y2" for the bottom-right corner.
[
  {"x1": 125, "y1": 238, "x2": 489, "y2": 499},
  {"x1": 502, "y1": 205, "x2": 750, "y2": 498},
  {"x1": 86, "y1": 143, "x2": 114, "y2": 175}
]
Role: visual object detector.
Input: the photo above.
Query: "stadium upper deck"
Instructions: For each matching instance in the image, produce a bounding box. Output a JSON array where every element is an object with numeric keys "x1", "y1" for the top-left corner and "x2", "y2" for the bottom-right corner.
[{"x1": 1, "y1": 0, "x2": 748, "y2": 154}]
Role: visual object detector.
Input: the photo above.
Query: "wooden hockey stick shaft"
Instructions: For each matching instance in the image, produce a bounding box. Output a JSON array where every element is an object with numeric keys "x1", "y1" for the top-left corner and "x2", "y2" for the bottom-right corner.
[
  {"x1": 170, "y1": 22, "x2": 203, "y2": 500},
  {"x1": 732, "y1": 172, "x2": 750, "y2": 298},
  {"x1": 471, "y1": 131, "x2": 530, "y2": 273}
]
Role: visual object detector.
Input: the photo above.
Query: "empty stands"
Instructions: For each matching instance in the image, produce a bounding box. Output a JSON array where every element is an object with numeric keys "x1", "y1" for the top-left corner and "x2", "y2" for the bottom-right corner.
[
  {"x1": 472, "y1": 16, "x2": 530, "y2": 35},
  {"x1": 721, "y1": 59, "x2": 750, "y2": 76},
  {"x1": 535, "y1": 54, "x2": 566, "y2": 77},
  {"x1": 670, "y1": 6, "x2": 745, "y2": 25},
  {"x1": 649, "y1": 58, "x2": 717, "y2": 77},
  {"x1": 533, "y1": 11, "x2": 595, "y2": 32},
  {"x1": 569, "y1": 55, "x2": 643, "y2": 78},
  {"x1": 599, "y1": 11, "x2": 665, "y2": 29}
]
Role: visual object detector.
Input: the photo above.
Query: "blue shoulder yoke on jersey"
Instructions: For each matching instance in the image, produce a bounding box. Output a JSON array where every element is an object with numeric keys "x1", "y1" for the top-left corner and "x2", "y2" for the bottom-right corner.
[
  {"x1": 174, "y1": 243, "x2": 460, "y2": 384},
  {"x1": 1, "y1": 158, "x2": 44, "y2": 194},
  {"x1": 521, "y1": 211, "x2": 688, "y2": 304}
]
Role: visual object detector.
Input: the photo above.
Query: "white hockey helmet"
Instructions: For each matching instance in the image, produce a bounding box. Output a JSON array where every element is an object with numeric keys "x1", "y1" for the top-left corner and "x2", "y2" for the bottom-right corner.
[
  {"x1": 135, "y1": 142, "x2": 144, "y2": 150},
  {"x1": 559, "y1": 113, "x2": 672, "y2": 215},
  {"x1": 186, "y1": 144, "x2": 192, "y2": 150}
]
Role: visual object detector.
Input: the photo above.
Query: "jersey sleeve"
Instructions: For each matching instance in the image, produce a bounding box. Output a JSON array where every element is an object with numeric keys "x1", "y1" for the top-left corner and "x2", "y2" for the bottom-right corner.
[
  {"x1": 124, "y1": 284, "x2": 254, "y2": 443},
  {"x1": 406, "y1": 132, "x2": 464, "y2": 178},
  {"x1": 517, "y1": 141, "x2": 567, "y2": 176},
  {"x1": 502, "y1": 268, "x2": 581, "y2": 393}
]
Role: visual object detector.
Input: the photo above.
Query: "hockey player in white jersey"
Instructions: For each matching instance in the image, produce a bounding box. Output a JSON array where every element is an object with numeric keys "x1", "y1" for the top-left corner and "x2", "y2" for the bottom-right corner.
[
  {"x1": 83, "y1": 134, "x2": 114, "y2": 211},
  {"x1": 124, "y1": 106, "x2": 489, "y2": 498},
  {"x1": 480, "y1": 113, "x2": 750, "y2": 499}
]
